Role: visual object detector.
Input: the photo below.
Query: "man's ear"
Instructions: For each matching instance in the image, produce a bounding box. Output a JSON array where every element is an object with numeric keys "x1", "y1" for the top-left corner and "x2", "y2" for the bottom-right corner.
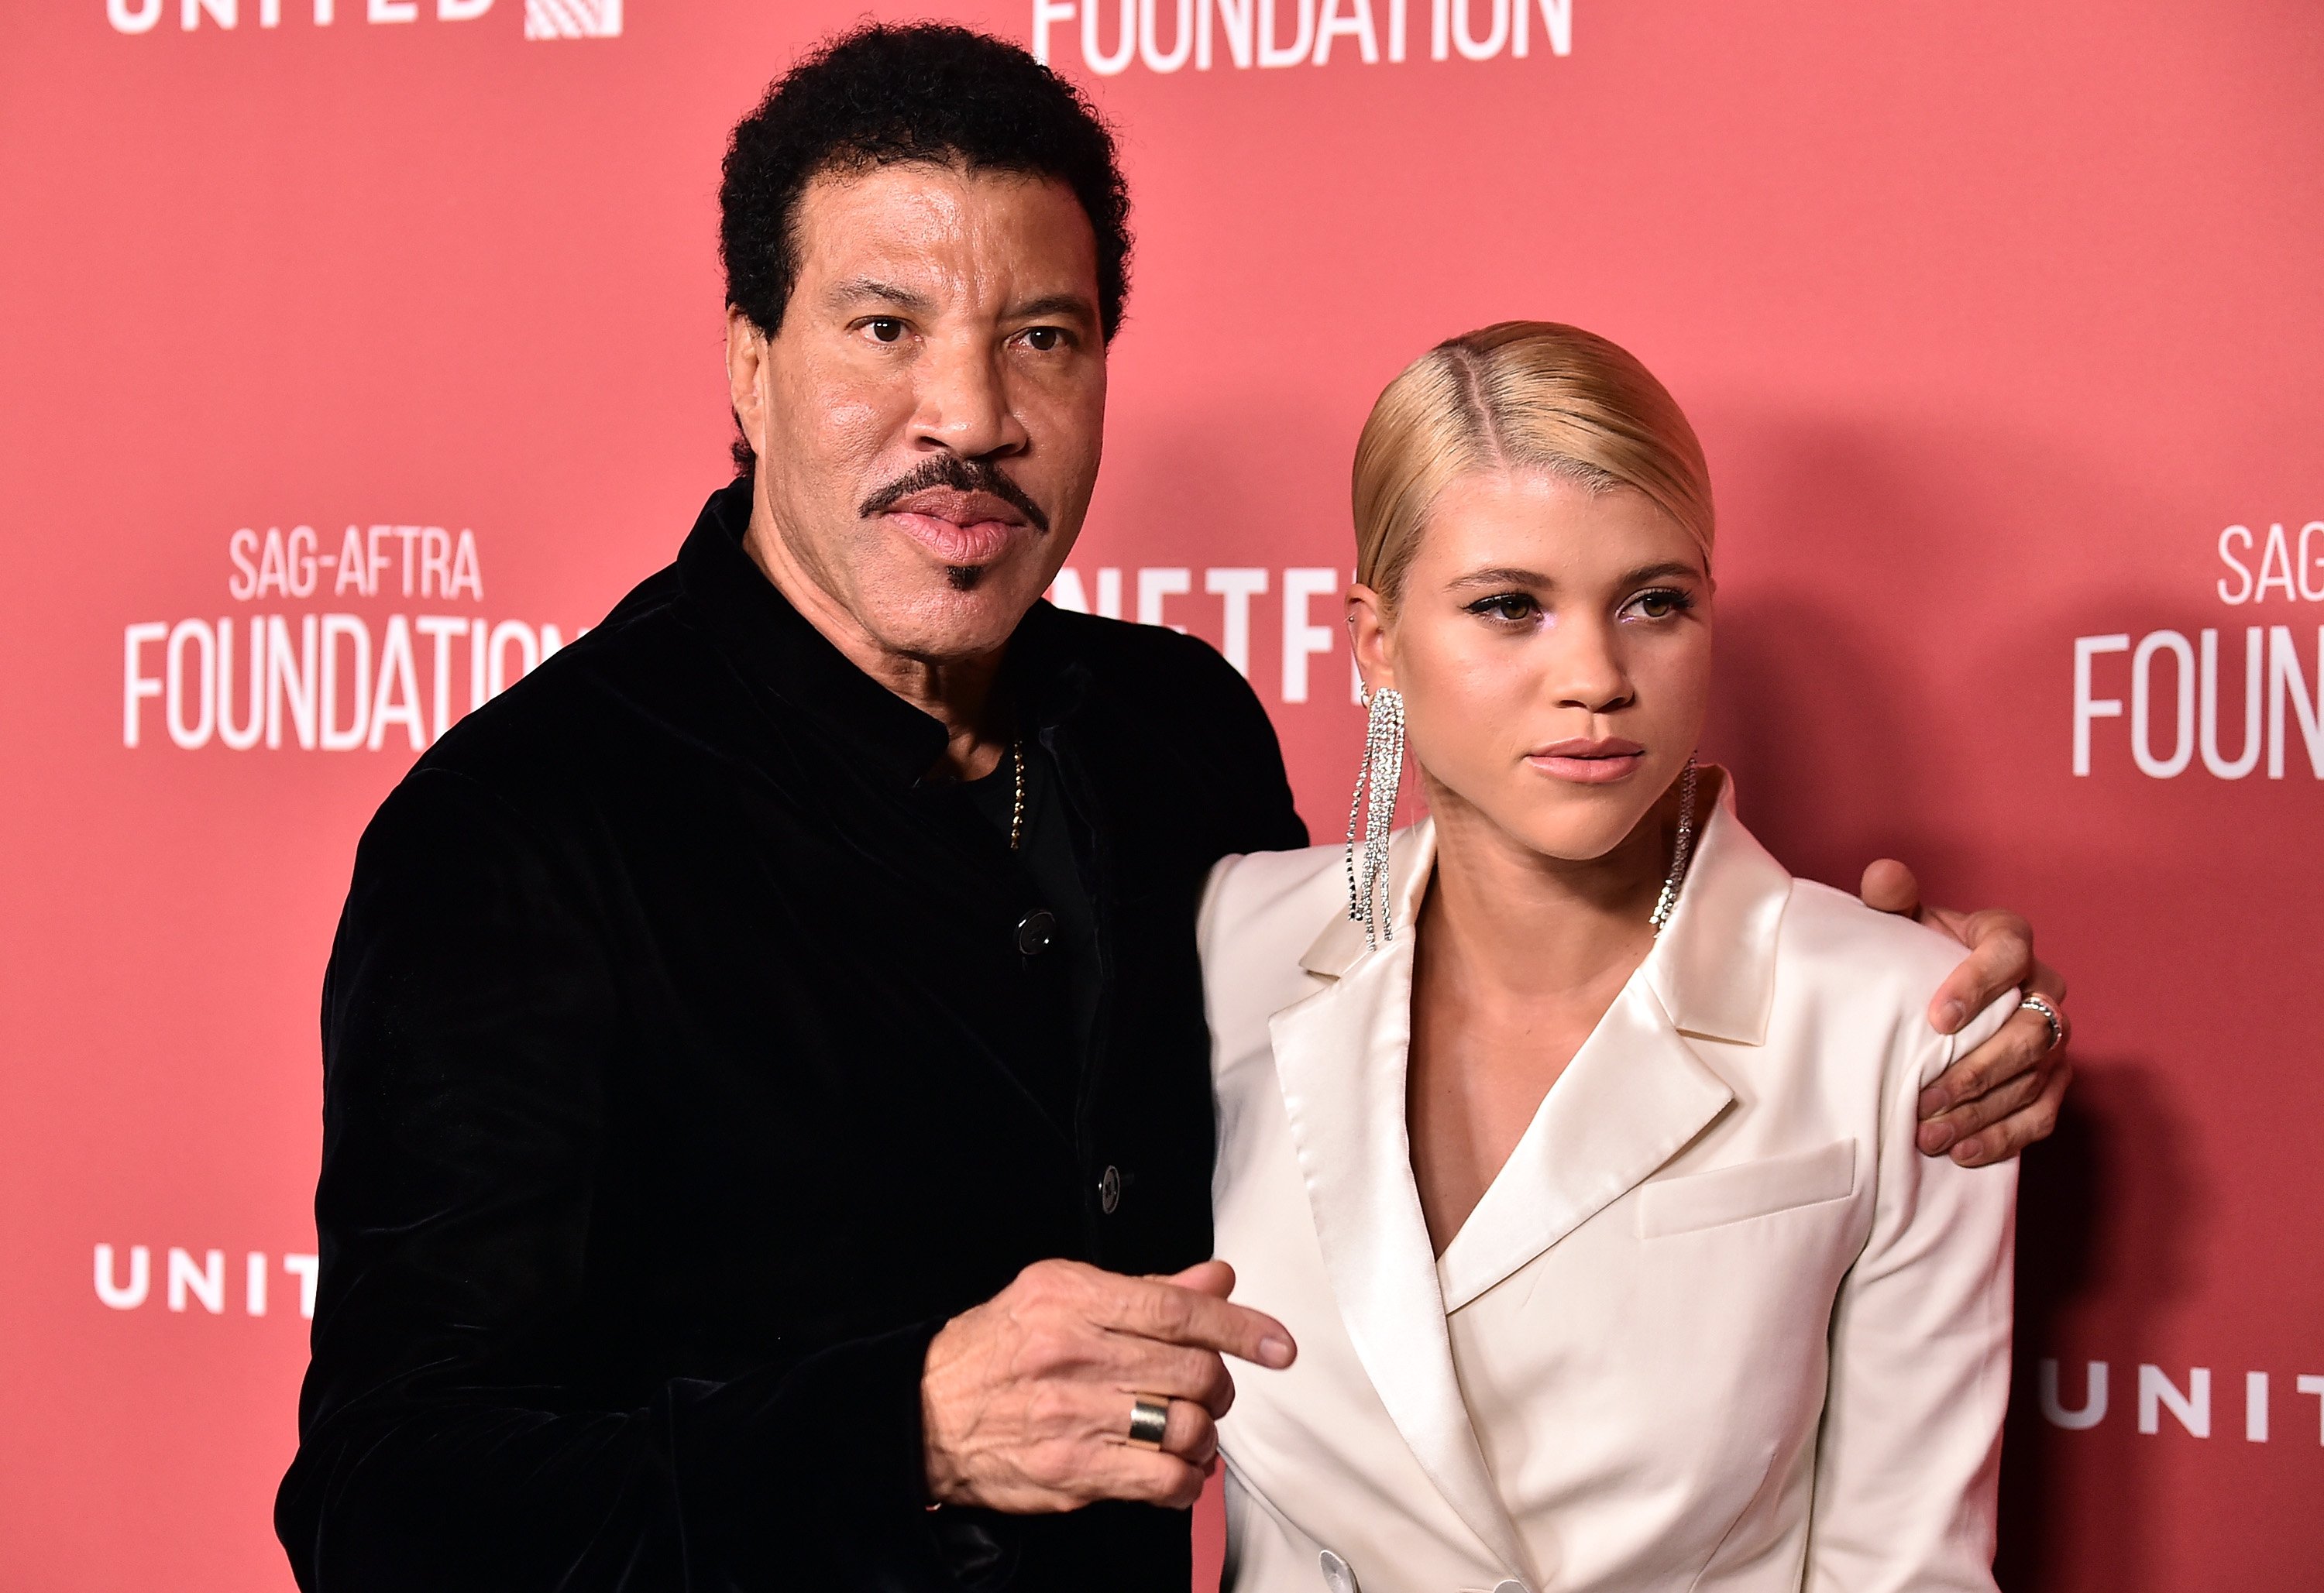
[
  {"x1": 725, "y1": 308, "x2": 768, "y2": 453},
  {"x1": 1347, "y1": 584, "x2": 1394, "y2": 696}
]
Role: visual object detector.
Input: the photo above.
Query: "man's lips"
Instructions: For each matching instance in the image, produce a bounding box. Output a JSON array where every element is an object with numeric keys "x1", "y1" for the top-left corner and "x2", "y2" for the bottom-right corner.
[
  {"x1": 1526, "y1": 737, "x2": 1648, "y2": 784},
  {"x1": 878, "y1": 489, "x2": 1030, "y2": 566}
]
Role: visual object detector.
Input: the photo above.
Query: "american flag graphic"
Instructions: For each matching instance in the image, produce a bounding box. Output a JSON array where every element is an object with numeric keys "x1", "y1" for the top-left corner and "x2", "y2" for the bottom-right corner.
[{"x1": 525, "y1": 0, "x2": 621, "y2": 38}]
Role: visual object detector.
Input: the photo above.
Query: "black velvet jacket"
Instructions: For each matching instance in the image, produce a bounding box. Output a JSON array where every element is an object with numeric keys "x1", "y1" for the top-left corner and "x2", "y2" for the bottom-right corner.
[{"x1": 276, "y1": 484, "x2": 1308, "y2": 1592}]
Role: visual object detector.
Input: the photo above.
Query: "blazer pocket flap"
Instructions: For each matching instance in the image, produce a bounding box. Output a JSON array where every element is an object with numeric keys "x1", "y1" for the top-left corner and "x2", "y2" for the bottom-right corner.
[{"x1": 1637, "y1": 1140, "x2": 1857, "y2": 1238}]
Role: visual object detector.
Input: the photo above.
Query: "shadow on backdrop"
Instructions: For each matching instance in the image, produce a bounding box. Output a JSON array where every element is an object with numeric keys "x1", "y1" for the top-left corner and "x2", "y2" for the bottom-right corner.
[
  {"x1": 1693, "y1": 414, "x2": 2202, "y2": 1586},
  {"x1": 1996, "y1": 1062, "x2": 2203, "y2": 1588}
]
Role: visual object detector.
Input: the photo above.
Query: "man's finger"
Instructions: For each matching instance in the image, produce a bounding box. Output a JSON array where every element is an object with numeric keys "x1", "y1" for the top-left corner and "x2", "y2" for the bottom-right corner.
[
  {"x1": 1917, "y1": 1004, "x2": 2050, "y2": 1122},
  {"x1": 1923, "y1": 908, "x2": 2035, "y2": 1034},
  {"x1": 1858, "y1": 858, "x2": 1923, "y2": 920},
  {"x1": 1084, "y1": 1385, "x2": 1219, "y2": 1462},
  {"x1": 2025, "y1": 958, "x2": 2070, "y2": 1030},
  {"x1": 1951, "y1": 1056, "x2": 2071, "y2": 1167},
  {"x1": 1086, "y1": 1441, "x2": 1210, "y2": 1511},
  {"x1": 1140, "y1": 1396, "x2": 1218, "y2": 1466},
  {"x1": 1918, "y1": 1063, "x2": 2047, "y2": 1155},
  {"x1": 1154, "y1": 1259, "x2": 1236, "y2": 1299},
  {"x1": 1101, "y1": 1340, "x2": 1236, "y2": 1416},
  {"x1": 1095, "y1": 1275, "x2": 1295, "y2": 1368}
]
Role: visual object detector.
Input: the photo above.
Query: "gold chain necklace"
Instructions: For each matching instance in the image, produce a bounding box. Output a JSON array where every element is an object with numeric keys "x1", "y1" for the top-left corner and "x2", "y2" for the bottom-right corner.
[{"x1": 1007, "y1": 739, "x2": 1026, "y2": 851}]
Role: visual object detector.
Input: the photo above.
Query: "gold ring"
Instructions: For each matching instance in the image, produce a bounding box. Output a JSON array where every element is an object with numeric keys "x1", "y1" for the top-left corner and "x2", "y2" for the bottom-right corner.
[
  {"x1": 2019, "y1": 993, "x2": 2064, "y2": 1053},
  {"x1": 1126, "y1": 1395, "x2": 1171, "y2": 1451}
]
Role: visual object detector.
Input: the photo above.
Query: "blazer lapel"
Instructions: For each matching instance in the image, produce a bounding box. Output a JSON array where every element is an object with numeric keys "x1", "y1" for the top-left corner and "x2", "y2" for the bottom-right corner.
[
  {"x1": 1267, "y1": 825, "x2": 1536, "y2": 1580},
  {"x1": 1644, "y1": 788, "x2": 1793, "y2": 1048},
  {"x1": 1433, "y1": 983, "x2": 1734, "y2": 1311},
  {"x1": 1435, "y1": 794, "x2": 1789, "y2": 1311}
]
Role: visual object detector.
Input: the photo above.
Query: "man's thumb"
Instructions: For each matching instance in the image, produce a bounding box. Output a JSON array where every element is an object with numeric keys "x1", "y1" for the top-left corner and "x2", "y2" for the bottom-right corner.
[{"x1": 1155, "y1": 1258, "x2": 1236, "y2": 1298}]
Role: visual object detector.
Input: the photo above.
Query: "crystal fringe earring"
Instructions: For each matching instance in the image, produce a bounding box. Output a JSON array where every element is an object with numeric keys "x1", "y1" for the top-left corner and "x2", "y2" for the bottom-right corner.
[
  {"x1": 1648, "y1": 755, "x2": 1701, "y2": 936},
  {"x1": 1345, "y1": 685, "x2": 1406, "y2": 947}
]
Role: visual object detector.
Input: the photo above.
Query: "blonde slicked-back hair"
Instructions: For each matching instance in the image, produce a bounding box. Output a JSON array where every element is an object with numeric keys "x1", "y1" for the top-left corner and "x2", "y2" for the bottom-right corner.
[{"x1": 1351, "y1": 321, "x2": 1714, "y2": 605}]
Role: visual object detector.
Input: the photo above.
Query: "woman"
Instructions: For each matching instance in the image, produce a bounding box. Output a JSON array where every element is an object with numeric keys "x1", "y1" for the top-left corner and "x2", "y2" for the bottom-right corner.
[{"x1": 1201, "y1": 323, "x2": 2021, "y2": 1592}]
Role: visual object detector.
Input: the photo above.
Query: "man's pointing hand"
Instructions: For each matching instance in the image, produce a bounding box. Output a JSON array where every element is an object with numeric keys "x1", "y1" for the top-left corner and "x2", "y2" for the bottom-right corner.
[{"x1": 921, "y1": 1258, "x2": 1294, "y2": 1512}]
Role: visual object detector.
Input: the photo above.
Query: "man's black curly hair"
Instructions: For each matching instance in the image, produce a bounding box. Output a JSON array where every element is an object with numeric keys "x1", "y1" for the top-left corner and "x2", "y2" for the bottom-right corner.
[{"x1": 720, "y1": 22, "x2": 1133, "y2": 347}]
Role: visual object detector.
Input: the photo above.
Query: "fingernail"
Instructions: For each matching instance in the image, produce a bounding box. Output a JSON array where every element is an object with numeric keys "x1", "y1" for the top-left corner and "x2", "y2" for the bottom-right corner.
[
  {"x1": 1951, "y1": 1138, "x2": 1983, "y2": 1166},
  {"x1": 1917, "y1": 1086, "x2": 1949, "y2": 1118},
  {"x1": 1259, "y1": 1335, "x2": 1294, "y2": 1368},
  {"x1": 1937, "y1": 1001, "x2": 1966, "y2": 1035},
  {"x1": 1919, "y1": 1120, "x2": 1955, "y2": 1155}
]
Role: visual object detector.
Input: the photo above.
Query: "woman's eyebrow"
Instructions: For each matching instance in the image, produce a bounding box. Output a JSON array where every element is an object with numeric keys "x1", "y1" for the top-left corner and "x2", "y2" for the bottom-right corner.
[
  {"x1": 1446, "y1": 566, "x2": 1553, "y2": 590},
  {"x1": 1445, "y1": 560, "x2": 1703, "y2": 592},
  {"x1": 1618, "y1": 561, "x2": 1704, "y2": 585}
]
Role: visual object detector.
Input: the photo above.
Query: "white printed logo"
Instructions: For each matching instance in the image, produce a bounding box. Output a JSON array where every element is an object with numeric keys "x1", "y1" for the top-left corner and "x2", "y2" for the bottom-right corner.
[
  {"x1": 121, "y1": 521, "x2": 585, "y2": 755},
  {"x1": 525, "y1": 0, "x2": 620, "y2": 38},
  {"x1": 2037, "y1": 1358, "x2": 2324, "y2": 1447},
  {"x1": 110, "y1": 0, "x2": 500, "y2": 35},
  {"x1": 2067, "y1": 517, "x2": 2324, "y2": 781},
  {"x1": 1034, "y1": 0, "x2": 1569, "y2": 77}
]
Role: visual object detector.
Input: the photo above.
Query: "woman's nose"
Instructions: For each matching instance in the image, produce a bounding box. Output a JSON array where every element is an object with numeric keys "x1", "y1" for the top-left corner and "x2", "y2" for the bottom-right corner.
[{"x1": 1547, "y1": 619, "x2": 1631, "y2": 712}]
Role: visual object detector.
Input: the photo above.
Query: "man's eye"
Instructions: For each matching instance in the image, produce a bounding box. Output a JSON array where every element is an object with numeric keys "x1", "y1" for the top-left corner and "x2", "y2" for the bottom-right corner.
[
  {"x1": 1467, "y1": 593, "x2": 1538, "y2": 624},
  {"x1": 865, "y1": 319, "x2": 906, "y2": 344},
  {"x1": 1021, "y1": 326, "x2": 1065, "y2": 352}
]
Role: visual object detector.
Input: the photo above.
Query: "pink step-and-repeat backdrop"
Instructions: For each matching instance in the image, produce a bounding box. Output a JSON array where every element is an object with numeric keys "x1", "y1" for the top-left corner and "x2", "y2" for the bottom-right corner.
[{"x1": 3, "y1": 2, "x2": 2319, "y2": 1588}]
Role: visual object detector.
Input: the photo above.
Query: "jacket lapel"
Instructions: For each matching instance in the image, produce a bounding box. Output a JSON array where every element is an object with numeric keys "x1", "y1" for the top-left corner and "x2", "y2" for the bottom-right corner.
[
  {"x1": 1267, "y1": 826, "x2": 1537, "y2": 1580},
  {"x1": 1432, "y1": 984, "x2": 1734, "y2": 1311},
  {"x1": 1435, "y1": 793, "x2": 1789, "y2": 1310},
  {"x1": 1644, "y1": 787, "x2": 1793, "y2": 1049},
  {"x1": 1267, "y1": 791, "x2": 1797, "y2": 1564}
]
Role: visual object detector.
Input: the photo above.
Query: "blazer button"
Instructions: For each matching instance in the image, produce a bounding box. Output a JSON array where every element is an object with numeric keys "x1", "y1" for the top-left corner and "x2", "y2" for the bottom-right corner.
[
  {"x1": 1317, "y1": 1550, "x2": 1359, "y2": 1593},
  {"x1": 1016, "y1": 910, "x2": 1057, "y2": 956},
  {"x1": 1098, "y1": 1165, "x2": 1122, "y2": 1214}
]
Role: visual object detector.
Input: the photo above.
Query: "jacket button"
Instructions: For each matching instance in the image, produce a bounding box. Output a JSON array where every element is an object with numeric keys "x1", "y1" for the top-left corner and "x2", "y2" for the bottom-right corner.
[
  {"x1": 1016, "y1": 910, "x2": 1057, "y2": 956},
  {"x1": 1318, "y1": 1550, "x2": 1358, "y2": 1593},
  {"x1": 1098, "y1": 1165, "x2": 1122, "y2": 1214}
]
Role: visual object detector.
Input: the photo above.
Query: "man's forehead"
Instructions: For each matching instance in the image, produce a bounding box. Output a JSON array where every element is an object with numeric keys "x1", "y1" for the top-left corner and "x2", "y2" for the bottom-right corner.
[{"x1": 793, "y1": 161, "x2": 1097, "y2": 293}]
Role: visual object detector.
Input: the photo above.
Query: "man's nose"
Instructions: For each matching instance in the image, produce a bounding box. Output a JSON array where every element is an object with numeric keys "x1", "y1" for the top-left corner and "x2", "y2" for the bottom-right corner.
[{"x1": 911, "y1": 335, "x2": 1030, "y2": 458}]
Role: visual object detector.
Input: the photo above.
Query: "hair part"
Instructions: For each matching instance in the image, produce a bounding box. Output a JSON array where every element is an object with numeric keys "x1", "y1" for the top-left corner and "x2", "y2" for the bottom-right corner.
[
  {"x1": 720, "y1": 22, "x2": 1133, "y2": 479},
  {"x1": 1350, "y1": 321, "x2": 1714, "y2": 606}
]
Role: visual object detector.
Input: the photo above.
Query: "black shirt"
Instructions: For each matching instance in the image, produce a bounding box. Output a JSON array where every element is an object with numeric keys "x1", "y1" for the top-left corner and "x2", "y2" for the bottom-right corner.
[
  {"x1": 275, "y1": 482, "x2": 1307, "y2": 1593},
  {"x1": 960, "y1": 739, "x2": 1100, "y2": 1129}
]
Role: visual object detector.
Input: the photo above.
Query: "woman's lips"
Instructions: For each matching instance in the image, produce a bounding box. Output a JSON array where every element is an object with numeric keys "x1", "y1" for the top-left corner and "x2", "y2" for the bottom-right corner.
[{"x1": 1526, "y1": 738, "x2": 1648, "y2": 784}]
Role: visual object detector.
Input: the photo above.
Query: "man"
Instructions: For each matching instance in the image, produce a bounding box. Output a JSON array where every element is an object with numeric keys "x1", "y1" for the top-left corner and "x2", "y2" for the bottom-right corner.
[{"x1": 277, "y1": 23, "x2": 2070, "y2": 1593}]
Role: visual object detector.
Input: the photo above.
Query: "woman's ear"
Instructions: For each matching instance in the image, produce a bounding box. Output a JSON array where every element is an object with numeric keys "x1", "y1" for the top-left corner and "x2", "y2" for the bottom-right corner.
[{"x1": 1347, "y1": 584, "x2": 1394, "y2": 695}]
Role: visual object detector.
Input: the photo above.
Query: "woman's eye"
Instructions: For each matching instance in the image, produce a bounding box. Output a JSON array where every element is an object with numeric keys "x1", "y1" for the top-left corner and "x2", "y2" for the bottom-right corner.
[
  {"x1": 865, "y1": 318, "x2": 906, "y2": 344},
  {"x1": 1625, "y1": 588, "x2": 1691, "y2": 620},
  {"x1": 1468, "y1": 593, "x2": 1538, "y2": 624}
]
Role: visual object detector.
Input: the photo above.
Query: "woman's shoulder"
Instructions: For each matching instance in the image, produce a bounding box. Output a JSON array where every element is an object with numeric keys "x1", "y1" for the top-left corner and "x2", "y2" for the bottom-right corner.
[
  {"x1": 1196, "y1": 841, "x2": 1351, "y2": 1057},
  {"x1": 1778, "y1": 877, "x2": 1974, "y2": 1000},
  {"x1": 1198, "y1": 841, "x2": 1348, "y2": 964},
  {"x1": 1770, "y1": 877, "x2": 2014, "y2": 1086}
]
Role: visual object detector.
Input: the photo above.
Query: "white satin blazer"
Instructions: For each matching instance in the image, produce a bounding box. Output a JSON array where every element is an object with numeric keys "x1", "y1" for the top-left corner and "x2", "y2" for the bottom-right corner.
[{"x1": 1199, "y1": 788, "x2": 2017, "y2": 1593}]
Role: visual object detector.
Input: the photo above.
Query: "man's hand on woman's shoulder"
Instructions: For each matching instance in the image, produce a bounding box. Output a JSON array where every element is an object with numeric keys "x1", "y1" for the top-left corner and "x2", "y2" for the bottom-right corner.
[{"x1": 1858, "y1": 859, "x2": 2073, "y2": 1169}]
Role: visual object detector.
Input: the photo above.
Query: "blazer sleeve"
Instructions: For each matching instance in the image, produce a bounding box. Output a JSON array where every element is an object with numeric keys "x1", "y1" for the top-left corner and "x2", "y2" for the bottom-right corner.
[
  {"x1": 1804, "y1": 997, "x2": 2019, "y2": 1593},
  {"x1": 277, "y1": 767, "x2": 955, "y2": 1593}
]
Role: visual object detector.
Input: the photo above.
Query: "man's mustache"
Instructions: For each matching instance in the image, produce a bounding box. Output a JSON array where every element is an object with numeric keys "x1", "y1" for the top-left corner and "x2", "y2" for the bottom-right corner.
[{"x1": 857, "y1": 455, "x2": 1051, "y2": 535}]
